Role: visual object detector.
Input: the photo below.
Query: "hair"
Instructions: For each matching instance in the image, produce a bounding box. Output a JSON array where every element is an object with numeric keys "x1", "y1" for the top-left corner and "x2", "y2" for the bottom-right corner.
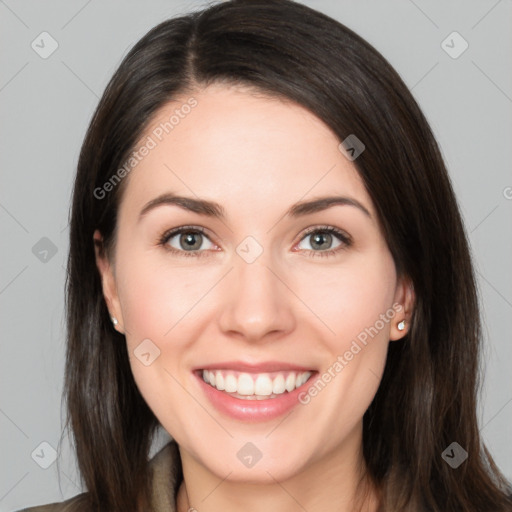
[{"x1": 60, "y1": 0, "x2": 512, "y2": 511}]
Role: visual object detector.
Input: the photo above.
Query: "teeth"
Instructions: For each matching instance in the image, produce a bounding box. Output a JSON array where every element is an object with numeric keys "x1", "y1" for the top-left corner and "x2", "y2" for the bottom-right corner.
[
  {"x1": 238, "y1": 373, "x2": 254, "y2": 395},
  {"x1": 215, "y1": 371, "x2": 225, "y2": 391},
  {"x1": 285, "y1": 373, "x2": 296, "y2": 392},
  {"x1": 254, "y1": 374, "x2": 273, "y2": 396},
  {"x1": 272, "y1": 374, "x2": 285, "y2": 394},
  {"x1": 225, "y1": 374, "x2": 237, "y2": 393},
  {"x1": 201, "y1": 369, "x2": 312, "y2": 399}
]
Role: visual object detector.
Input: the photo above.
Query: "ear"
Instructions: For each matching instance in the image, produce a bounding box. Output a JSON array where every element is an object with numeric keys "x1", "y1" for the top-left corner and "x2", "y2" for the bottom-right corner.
[
  {"x1": 389, "y1": 274, "x2": 415, "y2": 341},
  {"x1": 93, "y1": 229, "x2": 125, "y2": 334}
]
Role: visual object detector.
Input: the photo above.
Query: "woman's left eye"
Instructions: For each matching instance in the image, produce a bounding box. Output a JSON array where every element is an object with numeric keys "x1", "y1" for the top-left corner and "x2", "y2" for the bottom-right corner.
[
  {"x1": 295, "y1": 226, "x2": 352, "y2": 258},
  {"x1": 158, "y1": 225, "x2": 352, "y2": 258}
]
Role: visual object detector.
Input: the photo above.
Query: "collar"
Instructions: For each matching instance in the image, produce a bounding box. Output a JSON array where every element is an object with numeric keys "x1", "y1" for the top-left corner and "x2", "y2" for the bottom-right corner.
[{"x1": 148, "y1": 439, "x2": 182, "y2": 511}]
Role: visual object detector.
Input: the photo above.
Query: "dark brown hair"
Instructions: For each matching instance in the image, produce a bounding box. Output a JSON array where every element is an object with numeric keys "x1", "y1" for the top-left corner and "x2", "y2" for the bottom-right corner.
[{"x1": 61, "y1": 0, "x2": 512, "y2": 510}]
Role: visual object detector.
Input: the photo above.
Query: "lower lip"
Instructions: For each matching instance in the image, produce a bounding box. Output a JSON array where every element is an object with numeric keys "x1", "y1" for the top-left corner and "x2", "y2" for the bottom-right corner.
[{"x1": 195, "y1": 372, "x2": 315, "y2": 422}]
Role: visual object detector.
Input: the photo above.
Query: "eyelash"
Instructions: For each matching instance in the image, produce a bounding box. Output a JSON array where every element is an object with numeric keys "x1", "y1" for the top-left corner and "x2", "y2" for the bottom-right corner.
[{"x1": 157, "y1": 225, "x2": 352, "y2": 259}]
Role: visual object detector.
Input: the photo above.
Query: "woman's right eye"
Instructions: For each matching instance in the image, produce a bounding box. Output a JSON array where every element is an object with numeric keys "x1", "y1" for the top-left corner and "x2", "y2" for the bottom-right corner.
[{"x1": 159, "y1": 226, "x2": 216, "y2": 257}]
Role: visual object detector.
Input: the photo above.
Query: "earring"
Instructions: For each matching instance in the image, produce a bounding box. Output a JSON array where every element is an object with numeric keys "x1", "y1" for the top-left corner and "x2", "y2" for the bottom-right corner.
[
  {"x1": 110, "y1": 315, "x2": 118, "y2": 326},
  {"x1": 397, "y1": 320, "x2": 405, "y2": 331}
]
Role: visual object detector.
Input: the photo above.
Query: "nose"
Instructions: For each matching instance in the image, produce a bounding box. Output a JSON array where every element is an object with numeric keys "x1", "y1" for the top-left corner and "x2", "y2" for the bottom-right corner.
[{"x1": 217, "y1": 250, "x2": 296, "y2": 343}]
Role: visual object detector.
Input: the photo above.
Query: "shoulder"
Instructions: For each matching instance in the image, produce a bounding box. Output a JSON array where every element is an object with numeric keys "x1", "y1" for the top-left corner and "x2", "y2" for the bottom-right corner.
[
  {"x1": 14, "y1": 492, "x2": 92, "y2": 512},
  {"x1": 15, "y1": 440, "x2": 181, "y2": 512}
]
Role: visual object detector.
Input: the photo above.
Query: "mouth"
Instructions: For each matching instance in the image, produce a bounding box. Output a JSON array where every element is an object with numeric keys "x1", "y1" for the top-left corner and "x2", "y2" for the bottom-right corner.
[
  {"x1": 198, "y1": 369, "x2": 314, "y2": 400},
  {"x1": 193, "y1": 363, "x2": 317, "y2": 422}
]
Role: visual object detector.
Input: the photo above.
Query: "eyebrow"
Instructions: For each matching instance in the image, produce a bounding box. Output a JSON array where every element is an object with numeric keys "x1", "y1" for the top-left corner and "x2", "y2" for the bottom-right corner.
[{"x1": 138, "y1": 192, "x2": 372, "y2": 222}]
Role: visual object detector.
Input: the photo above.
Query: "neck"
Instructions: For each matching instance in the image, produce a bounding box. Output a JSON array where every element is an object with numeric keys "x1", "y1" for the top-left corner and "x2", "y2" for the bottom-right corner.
[{"x1": 176, "y1": 424, "x2": 379, "y2": 512}]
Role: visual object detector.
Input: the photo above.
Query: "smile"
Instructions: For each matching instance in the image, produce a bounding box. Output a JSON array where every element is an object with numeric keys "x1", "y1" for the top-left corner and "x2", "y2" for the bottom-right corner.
[
  {"x1": 201, "y1": 369, "x2": 313, "y2": 400},
  {"x1": 195, "y1": 363, "x2": 317, "y2": 422}
]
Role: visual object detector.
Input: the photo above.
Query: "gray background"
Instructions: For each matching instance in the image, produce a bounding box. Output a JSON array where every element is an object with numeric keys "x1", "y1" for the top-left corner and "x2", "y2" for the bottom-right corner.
[{"x1": 1, "y1": 0, "x2": 511, "y2": 510}]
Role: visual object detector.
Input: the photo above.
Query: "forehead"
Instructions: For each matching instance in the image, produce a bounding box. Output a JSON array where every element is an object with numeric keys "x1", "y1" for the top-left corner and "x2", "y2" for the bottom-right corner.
[{"x1": 118, "y1": 84, "x2": 374, "y2": 221}]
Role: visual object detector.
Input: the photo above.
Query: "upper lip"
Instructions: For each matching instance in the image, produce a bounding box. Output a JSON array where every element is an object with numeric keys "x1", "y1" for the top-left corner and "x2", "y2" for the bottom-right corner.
[{"x1": 195, "y1": 361, "x2": 316, "y2": 373}]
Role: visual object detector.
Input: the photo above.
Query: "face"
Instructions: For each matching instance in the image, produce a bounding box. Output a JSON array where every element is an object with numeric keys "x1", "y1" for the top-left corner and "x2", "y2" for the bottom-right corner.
[{"x1": 95, "y1": 83, "x2": 413, "y2": 483}]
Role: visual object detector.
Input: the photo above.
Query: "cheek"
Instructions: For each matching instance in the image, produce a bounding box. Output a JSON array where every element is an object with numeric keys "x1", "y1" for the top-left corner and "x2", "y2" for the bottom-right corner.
[
  {"x1": 292, "y1": 249, "x2": 397, "y2": 349},
  {"x1": 298, "y1": 250, "x2": 397, "y2": 428},
  {"x1": 114, "y1": 253, "x2": 207, "y2": 432},
  {"x1": 116, "y1": 249, "x2": 214, "y2": 343},
  {"x1": 114, "y1": 251, "x2": 221, "y2": 416}
]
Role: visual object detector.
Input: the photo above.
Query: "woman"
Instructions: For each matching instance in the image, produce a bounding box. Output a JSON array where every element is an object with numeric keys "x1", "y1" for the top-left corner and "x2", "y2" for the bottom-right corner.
[{"x1": 18, "y1": 0, "x2": 512, "y2": 511}]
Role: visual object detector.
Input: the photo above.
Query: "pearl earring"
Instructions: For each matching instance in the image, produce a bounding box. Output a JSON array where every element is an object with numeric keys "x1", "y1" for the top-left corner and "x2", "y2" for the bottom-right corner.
[
  {"x1": 397, "y1": 320, "x2": 405, "y2": 331},
  {"x1": 110, "y1": 315, "x2": 118, "y2": 326}
]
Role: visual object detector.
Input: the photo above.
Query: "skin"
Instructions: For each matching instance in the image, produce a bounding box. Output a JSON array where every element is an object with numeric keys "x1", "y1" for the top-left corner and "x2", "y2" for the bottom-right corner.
[{"x1": 94, "y1": 83, "x2": 414, "y2": 512}]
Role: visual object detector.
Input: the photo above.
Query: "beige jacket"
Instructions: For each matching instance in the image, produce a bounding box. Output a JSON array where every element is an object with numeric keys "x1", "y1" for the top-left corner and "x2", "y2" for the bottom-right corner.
[{"x1": 17, "y1": 441, "x2": 181, "y2": 512}]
